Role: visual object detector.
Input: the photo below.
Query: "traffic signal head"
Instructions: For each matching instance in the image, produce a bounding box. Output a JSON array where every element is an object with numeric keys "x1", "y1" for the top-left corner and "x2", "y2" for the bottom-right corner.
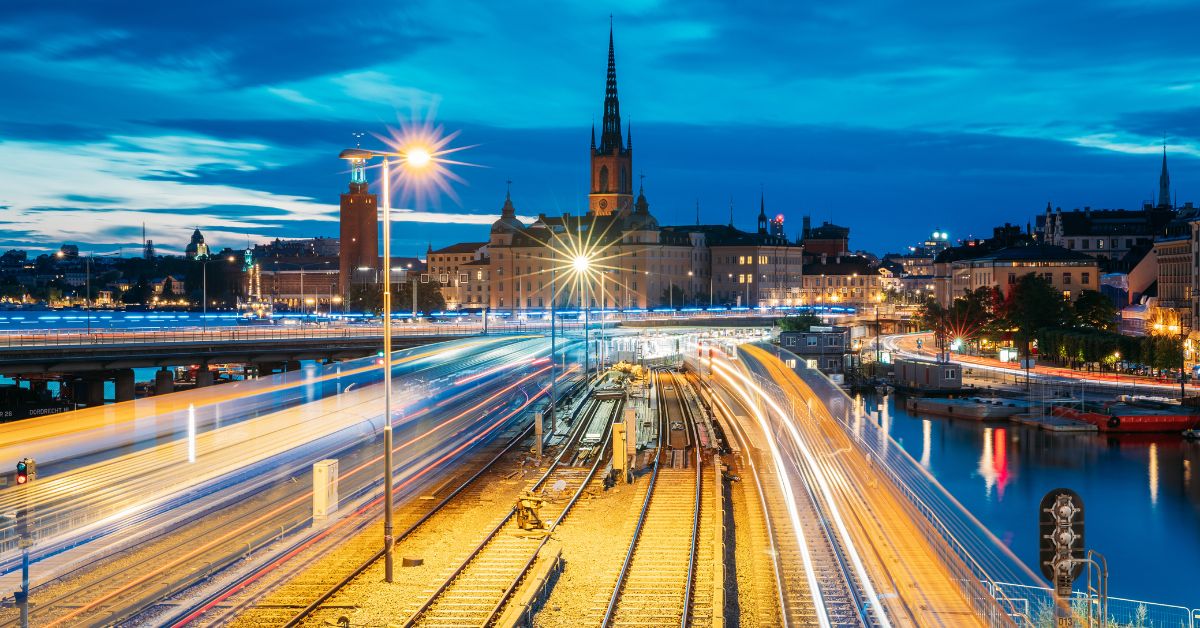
[{"x1": 15, "y1": 458, "x2": 35, "y2": 485}]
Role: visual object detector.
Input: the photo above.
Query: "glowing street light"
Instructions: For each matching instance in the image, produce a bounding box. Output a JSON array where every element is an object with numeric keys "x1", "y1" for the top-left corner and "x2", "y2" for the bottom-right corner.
[{"x1": 339, "y1": 121, "x2": 464, "y2": 585}]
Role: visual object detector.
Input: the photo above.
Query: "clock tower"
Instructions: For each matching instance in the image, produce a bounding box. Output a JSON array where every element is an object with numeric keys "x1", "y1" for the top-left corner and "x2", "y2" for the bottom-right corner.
[{"x1": 589, "y1": 25, "x2": 633, "y2": 217}]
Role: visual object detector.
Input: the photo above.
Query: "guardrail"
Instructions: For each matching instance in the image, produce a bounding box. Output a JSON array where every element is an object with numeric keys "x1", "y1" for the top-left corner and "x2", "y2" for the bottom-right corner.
[{"x1": 0, "y1": 322, "x2": 575, "y2": 350}]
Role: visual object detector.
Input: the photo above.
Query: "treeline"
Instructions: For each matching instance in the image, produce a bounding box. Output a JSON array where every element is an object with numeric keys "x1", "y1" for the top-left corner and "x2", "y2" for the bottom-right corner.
[{"x1": 1037, "y1": 328, "x2": 1182, "y2": 371}]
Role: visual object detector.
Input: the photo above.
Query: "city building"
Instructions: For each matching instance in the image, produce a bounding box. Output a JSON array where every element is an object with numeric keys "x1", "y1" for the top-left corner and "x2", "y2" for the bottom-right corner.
[
  {"x1": 427, "y1": 241, "x2": 489, "y2": 310},
  {"x1": 254, "y1": 237, "x2": 340, "y2": 260},
  {"x1": 483, "y1": 26, "x2": 785, "y2": 311},
  {"x1": 185, "y1": 229, "x2": 210, "y2": 260},
  {"x1": 800, "y1": 217, "x2": 849, "y2": 258},
  {"x1": 934, "y1": 243, "x2": 1099, "y2": 307},
  {"x1": 338, "y1": 156, "x2": 379, "y2": 296},
  {"x1": 1153, "y1": 208, "x2": 1198, "y2": 332},
  {"x1": 1039, "y1": 152, "x2": 1179, "y2": 272},
  {"x1": 779, "y1": 326, "x2": 851, "y2": 376},
  {"x1": 799, "y1": 255, "x2": 893, "y2": 307}
]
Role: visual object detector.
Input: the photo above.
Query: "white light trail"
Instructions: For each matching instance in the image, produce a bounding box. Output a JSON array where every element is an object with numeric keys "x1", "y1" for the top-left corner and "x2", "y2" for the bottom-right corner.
[
  {"x1": 187, "y1": 403, "x2": 196, "y2": 464},
  {"x1": 713, "y1": 357, "x2": 893, "y2": 627}
]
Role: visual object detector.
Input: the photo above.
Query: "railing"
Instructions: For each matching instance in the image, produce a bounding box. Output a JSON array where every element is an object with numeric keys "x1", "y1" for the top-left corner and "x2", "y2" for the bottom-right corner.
[
  {"x1": 992, "y1": 581, "x2": 1199, "y2": 628},
  {"x1": 760, "y1": 345, "x2": 1200, "y2": 627}
]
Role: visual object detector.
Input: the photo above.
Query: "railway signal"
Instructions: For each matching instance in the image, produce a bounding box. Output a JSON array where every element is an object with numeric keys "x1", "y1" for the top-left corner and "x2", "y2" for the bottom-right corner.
[
  {"x1": 15, "y1": 458, "x2": 35, "y2": 485},
  {"x1": 1039, "y1": 488, "x2": 1085, "y2": 627}
]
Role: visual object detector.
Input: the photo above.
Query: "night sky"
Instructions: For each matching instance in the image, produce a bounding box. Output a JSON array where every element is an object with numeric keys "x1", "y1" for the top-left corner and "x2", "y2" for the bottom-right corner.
[{"x1": 1, "y1": 1, "x2": 1198, "y2": 258}]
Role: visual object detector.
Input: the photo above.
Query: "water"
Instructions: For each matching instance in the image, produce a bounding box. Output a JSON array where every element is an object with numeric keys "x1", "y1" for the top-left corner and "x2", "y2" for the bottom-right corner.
[{"x1": 869, "y1": 393, "x2": 1200, "y2": 609}]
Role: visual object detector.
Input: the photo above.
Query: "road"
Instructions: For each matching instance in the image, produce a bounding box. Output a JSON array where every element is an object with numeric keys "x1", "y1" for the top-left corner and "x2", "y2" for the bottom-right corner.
[{"x1": 884, "y1": 332, "x2": 1196, "y2": 396}]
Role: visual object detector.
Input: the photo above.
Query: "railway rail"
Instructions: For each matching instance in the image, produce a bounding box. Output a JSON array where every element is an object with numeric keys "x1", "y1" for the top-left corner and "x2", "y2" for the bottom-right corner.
[
  {"x1": 709, "y1": 361, "x2": 874, "y2": 627},
  {"x1": 398, "y1": 391, "x2": 623, "y2": 627},
  {"x1": 601, "y1": 369, "x2": 703, "y2": 627}
]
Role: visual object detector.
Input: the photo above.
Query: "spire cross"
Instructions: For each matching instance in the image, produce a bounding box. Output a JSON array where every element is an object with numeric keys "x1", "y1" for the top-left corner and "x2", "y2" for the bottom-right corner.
[{"x1": 506, "y1": 179, "x2": 512, "y2": 198}]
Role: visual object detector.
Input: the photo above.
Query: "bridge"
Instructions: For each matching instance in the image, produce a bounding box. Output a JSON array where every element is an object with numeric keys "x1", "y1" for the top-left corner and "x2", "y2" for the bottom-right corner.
[{"x1": 0, "y1": 327, "x2": 1189, "y2": 627}]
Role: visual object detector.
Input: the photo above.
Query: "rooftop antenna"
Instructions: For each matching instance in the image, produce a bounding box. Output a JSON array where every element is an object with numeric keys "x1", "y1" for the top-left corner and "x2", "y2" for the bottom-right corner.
[
  {"x1": 695, "y1": 199, "x2": 700, "y2": 226},
  {"x1": 728, "y1": 196, "x2": 734, "y2": 228}
]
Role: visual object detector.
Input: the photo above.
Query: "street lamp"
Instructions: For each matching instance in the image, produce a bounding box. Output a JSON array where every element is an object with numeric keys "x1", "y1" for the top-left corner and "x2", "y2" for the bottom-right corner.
[
  {"x1": 571, "y1": 254, "x2": 592, "y2": 378},
  {"x1": 339, "y1": 144, "x2": 437, "y2": 584}
]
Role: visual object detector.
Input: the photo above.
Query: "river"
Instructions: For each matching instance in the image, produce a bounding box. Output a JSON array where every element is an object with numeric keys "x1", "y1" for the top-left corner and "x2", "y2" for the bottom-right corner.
[{"x1": 865, "y1": 392, "x2": 1200, "y2": 609}]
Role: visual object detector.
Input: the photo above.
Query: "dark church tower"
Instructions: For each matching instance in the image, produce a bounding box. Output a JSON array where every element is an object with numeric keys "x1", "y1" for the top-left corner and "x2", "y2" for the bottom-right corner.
[
  {"x1": 338, "y1": 156, "x2": 378, "y2": 297},
  {"x1": 589, "y1": 25, "x2": 634, "y2": 217}
]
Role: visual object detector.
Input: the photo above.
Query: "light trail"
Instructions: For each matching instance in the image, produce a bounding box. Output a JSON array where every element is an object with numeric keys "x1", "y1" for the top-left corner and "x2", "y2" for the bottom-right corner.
[
  {"x1": 712, "y1": 352, "x2": 892, "y2": 627},
  {"x1": 44, "y1": 362, "x2": 558, "y2": 628},
  {"x1": 708, "y1": 357, "x2": 831, "y2": 627}
]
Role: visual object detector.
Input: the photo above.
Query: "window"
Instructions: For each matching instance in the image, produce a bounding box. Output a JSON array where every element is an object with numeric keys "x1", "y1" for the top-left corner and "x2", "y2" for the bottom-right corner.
[
  {"x1": 1067, "y1": 239, "x2": 1075, "y2": 249},
  {"x1": 1081, "y1": 239, "x2": 1089, "y2": 249},
  {"x1": 1097, "y1": 240, "x2": 1104, "y2": 249},
  {"x1": 807, "y1": 336, "x2": 818, "y2": 347},
  {"x1": 1062, "y1": 290, "x2": 1072, "y2": 299},
  {"x1": 1008, "y1": 273, "x2": 1016, "y2": 284},
  {"x1": 1082, "y1": 272, "x2": 1091, "y2": 284},
  {"x1": 826, "y1": 336, "x2": 842, "y2": 346},
  {"x1": 1111, "y1": 238, "x2": 1118, "y2": 249},
  {"x1": 945, "y1": 369, "x2": 957, "y2": 380},
  {"x1": 786, "y1": 336, "x2": 797, "y2": 346},
  {"x1": 1063, "y1": 273, "x2": 1071, "y2": 285},
  {"x1": 827, "y1": 359, "x2": 840, "y2": 369}
]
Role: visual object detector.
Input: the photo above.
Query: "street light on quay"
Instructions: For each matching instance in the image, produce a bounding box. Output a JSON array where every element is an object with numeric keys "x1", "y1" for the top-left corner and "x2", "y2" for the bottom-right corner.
[{"x1": 339, "y1": 131, "x2": 460, "y2": 584}]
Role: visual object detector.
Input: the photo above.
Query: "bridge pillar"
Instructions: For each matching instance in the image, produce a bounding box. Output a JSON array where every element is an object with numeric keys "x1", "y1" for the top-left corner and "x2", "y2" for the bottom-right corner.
[
  {"x1": 154, "y1": 368, "x2": 174, "y2": 395},
  {"x1": 114, "y1": 369, "x2": 136, "y2": 402},
  {"x1": 84, "y1": 376, "x2": 105, "y2": 407},
  {"x1": 195, "y1": 368, "x2": 215, "y2": 388}
]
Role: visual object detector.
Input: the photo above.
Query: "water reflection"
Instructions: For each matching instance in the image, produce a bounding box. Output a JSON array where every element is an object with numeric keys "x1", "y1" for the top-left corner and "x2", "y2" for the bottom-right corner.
[{"x1": 869, "y1": 393, "x2": 1200, "y2": 609}]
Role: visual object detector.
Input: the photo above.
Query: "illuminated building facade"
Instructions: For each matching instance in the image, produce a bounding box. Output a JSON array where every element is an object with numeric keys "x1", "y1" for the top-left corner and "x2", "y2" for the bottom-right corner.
[{"x1": 338, "y1": 155, "x2": 379, "y2": 296}]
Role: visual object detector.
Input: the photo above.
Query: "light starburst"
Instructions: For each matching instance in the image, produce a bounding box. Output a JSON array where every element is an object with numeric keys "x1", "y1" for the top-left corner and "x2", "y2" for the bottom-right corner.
[{"x1": 375, "y1": 106, "x2": 481, "y2": 210}]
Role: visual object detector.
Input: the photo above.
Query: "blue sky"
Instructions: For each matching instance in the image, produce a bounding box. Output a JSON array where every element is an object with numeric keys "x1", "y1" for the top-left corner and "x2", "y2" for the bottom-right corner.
[{"x1": 1, "y1": 0, "x2": 1199, "y2": 257}]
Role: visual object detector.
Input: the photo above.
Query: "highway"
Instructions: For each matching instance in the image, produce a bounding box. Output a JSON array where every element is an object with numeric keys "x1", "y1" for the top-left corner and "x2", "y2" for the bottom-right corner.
[{"x1": 0, "y1": 335, "x2": 573, "y2": 626}]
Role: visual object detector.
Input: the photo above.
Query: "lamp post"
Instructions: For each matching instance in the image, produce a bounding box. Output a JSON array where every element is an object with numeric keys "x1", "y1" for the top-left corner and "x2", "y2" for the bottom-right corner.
[
  {"x1": 572, "y1": 254, "x2": 591, "y2": 380},
  {"x1": 339, "y1": 146, "x2": 435, "y2": 584}
]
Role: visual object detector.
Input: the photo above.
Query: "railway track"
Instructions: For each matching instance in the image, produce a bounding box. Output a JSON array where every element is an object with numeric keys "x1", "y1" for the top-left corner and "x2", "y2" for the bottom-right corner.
[
  {"x1": 601, "y1": 369, "x2": 703, "y2": 627},
  {"x1": 208, "y1": 417, "x2": 536, "y2": 626},
  {"x1": 715, "y1": 353, "x2": 881, "y2": 627},
  {"x1": 398, "y1": 392, "x2": 623, "y2": 627}
]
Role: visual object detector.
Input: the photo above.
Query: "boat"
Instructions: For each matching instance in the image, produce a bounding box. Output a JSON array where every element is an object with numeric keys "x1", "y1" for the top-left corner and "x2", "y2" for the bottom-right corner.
[
  {"x1": 905, "y1": 396, "x2": 1026, "y2": 420},
  {"x1": 1183, "y1": 429, "x2": 1200, "y2": 440},
  {"x1": 1050, "y1": 402, "x2": 1200, "y2": 433}
]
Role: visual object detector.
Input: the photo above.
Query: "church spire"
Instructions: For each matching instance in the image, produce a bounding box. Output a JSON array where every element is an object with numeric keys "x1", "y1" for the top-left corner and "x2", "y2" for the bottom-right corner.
[
  {"x1": 1159, "y1": 140, "x2": 1172, "y2": 209},
  {"x1": 757, "y1": 187, "x2": 769, "y2": 235},
  {"x1": 599, "y1": 21, "x2": 623, "y2": 153}
]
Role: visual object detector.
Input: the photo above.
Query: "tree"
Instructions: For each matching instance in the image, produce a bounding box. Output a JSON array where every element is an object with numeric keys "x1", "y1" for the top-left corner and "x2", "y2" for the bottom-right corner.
[
  {"x1": 1072, "y1": 290, "x2": 1117, "y2": 331},
  {"x1": 1001, "y1": 273, "x2": 1069, "y2": 360},
  {"x1": 778, "y1": 313, "x2": 822, "y2": 332},
  {"x1": 351, "y1": 281, "x2": 446, "y2": 315},
  {"x1": 660, "y1": 285, "x2": 685, "y2": 308}
]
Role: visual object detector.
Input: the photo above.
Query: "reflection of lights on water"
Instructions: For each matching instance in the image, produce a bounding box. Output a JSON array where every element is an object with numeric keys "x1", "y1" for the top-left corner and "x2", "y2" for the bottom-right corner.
[
  {"x1": 1184, "y1": 459, "x2": 1192, "y2": 489},
  {"x1": 1149, "y1": 443, "x2": 1159, "y2": 505},
  {"x1": 920, "y1": 419, "x2": 931, "y2": 468},
  {"x1": 978, "y1": 427, "x2": 1010, "y2": 499}
]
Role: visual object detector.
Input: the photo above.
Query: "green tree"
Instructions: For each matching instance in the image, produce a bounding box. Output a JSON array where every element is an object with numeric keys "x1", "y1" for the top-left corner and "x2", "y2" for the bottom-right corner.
[
  {"x1": 659, "y1": 285, "x2": 685, "y2": 308},
  {"x1": 351, "y1": 282, "x2": 446, "y2": 315},
  {"x1": 1001, "y1": 273, "x2": 1069, "y2": 361},
  {"x1": 1072, "y1": 290, "x2": 1117, "y2": 331},
  {"x1": 778, "y1": 313, "x2": 822, "y2": 332}
]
